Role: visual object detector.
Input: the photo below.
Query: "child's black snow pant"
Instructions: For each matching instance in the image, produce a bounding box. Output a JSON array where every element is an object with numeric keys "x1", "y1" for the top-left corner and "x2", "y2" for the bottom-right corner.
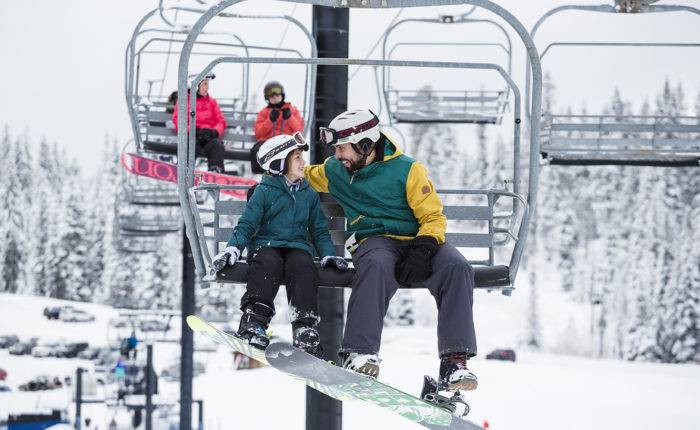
[
  {"x1": 239, "y1": 247, "x2": 320, "y2": 324},
  {"x1": 341, "y1": 237, "x2": 477, "y2": 357}
]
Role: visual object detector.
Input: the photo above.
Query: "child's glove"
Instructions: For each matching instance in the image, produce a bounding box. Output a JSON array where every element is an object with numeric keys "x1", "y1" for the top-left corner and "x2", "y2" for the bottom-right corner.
[
  {"x1": 211, "y1": 246, "x2": 241, "y2": 272},
  {"x1": 269, "y1": 109, "x2": 280, "y2": 122},
  {"x1": 282, "y1": 107, "x2": 292, "y2": 119},
  {"x1": 321, "y1": 256, "x2": 350, "y2": 272}
]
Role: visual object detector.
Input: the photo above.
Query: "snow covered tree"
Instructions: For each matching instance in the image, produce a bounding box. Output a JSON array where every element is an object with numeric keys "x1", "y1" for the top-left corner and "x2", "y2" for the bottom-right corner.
[
  {"x1": 0, "y1": 129, "x2": 23, "y2": 293},
  {"x1": 57, "y1": 160, "x2": 90, "y2": 301}
]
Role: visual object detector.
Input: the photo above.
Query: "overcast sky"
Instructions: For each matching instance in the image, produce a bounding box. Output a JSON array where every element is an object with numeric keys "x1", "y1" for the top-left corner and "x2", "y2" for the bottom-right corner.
[{"x1": 1, "y1": 0, "x2": 699, "y2": 174}]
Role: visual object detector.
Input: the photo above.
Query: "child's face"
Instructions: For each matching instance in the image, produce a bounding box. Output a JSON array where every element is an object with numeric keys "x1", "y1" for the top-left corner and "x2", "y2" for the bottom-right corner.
[
  {"x1": 268, "y1": 94, "x2": 283, "y2": 105},
  {"x1": 285, "y1": 149, "x2": 305, "y2": 182}
]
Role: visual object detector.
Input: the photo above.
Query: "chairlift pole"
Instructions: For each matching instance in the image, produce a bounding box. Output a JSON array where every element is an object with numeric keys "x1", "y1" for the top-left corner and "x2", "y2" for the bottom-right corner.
[
  {"x1": 307, "y1": 6, "x2": 348, "y2": 430},
  {"x1": 180, "y1": 227, "x2": 196, "y2": 430}
]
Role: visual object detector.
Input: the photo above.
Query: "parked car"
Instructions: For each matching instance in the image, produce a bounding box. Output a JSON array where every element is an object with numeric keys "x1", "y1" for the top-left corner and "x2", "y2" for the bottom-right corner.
[
  {"x1": 60, "y1": 309, "x2": 95, "y2": 323},
  {"x1": 32, "y1": 338, "x2": 65, "y2": 358},
  {"x1": 56, "y1": 342, "x2": 90, "y2": 358},
  {"x1": 9, "y1": 341, "x2": 35, "y2": 355},
  {"x1": 78, "y1": 346, "x2": 110, "y2": 361},
  {"x1": 18, "y1": 375, "x2": 63, "y2": 391},
  {"x1": 0, "y1": 383, "x2": 10, "y2": 392},
  {"x1": 140, "y1": 319, "x2": 169, "y2": 332},
  {"x1": 0, "y1": 335, "x2": 19, "y2": 348},
  {"x1": 43, "y1": 306, "x2": 63, "y2": 320},
  {"x1": 486, "y1": 348, "x2": 516, "y2": 362},
  {"x1": 161, "y1": 360, "x2": 206, "y2": 382},
  {"x1": 0, "y1": 367, "x2": 7, "y2": 381}
]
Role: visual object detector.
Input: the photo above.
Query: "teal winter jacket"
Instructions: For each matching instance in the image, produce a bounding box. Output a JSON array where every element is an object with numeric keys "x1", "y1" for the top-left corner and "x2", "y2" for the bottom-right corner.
[{"x1": 226, "y1": 175, "x2": 336, "y2": 258}]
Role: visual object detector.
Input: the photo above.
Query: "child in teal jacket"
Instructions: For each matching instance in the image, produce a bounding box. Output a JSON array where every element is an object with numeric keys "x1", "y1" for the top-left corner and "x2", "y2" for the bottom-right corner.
[{"x1": 212, "y1": 133, "x2": 348, "y2": 357}]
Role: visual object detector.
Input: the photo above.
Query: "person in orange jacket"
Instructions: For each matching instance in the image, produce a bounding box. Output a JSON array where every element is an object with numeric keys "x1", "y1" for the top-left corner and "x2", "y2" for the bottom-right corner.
[
  {"x1": 172, "y1": 75, "x2": 226, "y2": 172},
  {"x1": 251, "y1": 82, "x2": 304, "y2": 173}
]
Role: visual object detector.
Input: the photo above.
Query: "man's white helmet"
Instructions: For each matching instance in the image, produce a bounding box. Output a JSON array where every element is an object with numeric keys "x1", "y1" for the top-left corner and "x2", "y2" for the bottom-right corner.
[
  {"x1": 256, "y1": 132, "x2": 308, "y2": 175},
  {"x1": 320, "y1": 109, "x2": 380, "y2": 154}
]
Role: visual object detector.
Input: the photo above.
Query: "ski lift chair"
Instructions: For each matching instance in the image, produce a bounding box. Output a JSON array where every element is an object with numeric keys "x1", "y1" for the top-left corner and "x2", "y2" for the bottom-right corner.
[
  {"x1": 526, "y1": 2, "x2": 700, "y2": 167},
  {"x1": 125, "y1": 7, "x2": 317, "y2": 163},
  {"x1": 381, "y1": 13, "x2": 513, "y2": 125},
  {"x1": 174, "y1": 0, "x2": 543, "y2": 296},
  {"x1": 117, "y1": 231, "x2": 162, "y2": 253},
  {"x1": 118, "y1": 210, "x2": 181, "y2": 234},
  {"x1": 193, "y1": 185, "x2": 526, "y2": 294}
]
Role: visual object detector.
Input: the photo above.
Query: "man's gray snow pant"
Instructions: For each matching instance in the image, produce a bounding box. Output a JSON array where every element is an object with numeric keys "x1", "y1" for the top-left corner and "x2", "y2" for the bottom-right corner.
[{"x1": 341, "y1": 236, "x2": 477, "y2": 357}]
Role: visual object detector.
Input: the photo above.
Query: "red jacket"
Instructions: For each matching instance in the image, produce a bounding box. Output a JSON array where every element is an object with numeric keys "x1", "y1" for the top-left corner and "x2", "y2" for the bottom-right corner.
[
  {"x1": 254, "y1": 102, "x2": 304, "y2": 142},
  {"x1": 172, "y1": 94, "x2": 226, "y2": 137}
]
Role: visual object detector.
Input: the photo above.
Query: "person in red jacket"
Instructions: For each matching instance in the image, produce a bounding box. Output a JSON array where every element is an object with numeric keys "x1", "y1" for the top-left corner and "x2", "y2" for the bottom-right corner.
[
  {"x1": 173, "y1": 76, "x2": 226, "y2": 172},
  {"x1": 252, "y1": 82, "x2": 304, "y2": 173}
]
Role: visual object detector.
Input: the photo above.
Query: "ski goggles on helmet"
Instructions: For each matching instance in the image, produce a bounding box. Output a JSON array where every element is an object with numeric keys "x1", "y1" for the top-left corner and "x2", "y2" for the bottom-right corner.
[
  {"x1": 319, "y1": 115, "x2": 380, "y2": 146},
  {"x1": 265, "y1": 87, "x2": 284, "y2": 98},
  {"x1": 257, "y1": 132, "x2": 308, "y2": 167}
]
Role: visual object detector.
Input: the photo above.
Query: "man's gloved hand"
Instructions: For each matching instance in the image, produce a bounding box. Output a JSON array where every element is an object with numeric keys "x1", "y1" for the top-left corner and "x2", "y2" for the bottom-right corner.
[
  {"x1": 282, "y1": 107, "x2": 292, "y2": 120},
  {"x1": 196, "y1": 128, "x2": 219, "y2": 142},
  {"x1": 269, "y1": 108, "x2": 280, "y2": 122},
  {"x1": 395, "y1": 236, "x2": 439, "y2": 286},
  {"x1": 211, "y1": 246, "x2": 241, "y2": 272},
  {"x1": 321, "y1": 256, "x2": 350, "y2": 272}
]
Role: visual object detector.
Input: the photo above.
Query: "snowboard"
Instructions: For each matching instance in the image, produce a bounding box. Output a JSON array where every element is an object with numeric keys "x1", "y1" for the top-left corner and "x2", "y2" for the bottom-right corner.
[
  {"x1": 121, "y1": 152, "x2": 257, "y2": 200},
  {"x1": 187, "y1": 315, "x2": 481, "y2": 430}
]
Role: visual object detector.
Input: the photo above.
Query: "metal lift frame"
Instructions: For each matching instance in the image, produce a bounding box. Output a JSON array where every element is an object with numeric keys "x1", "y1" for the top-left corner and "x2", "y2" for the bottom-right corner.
[
  {"x1": 125, "y1": 6, "x2": 319, "y2": 155},
  {"x1": 524, "y1": 2, "x2": 700, "y2": 167},
  {"x1": 174, "y1": 0, "x2": 543, "y2": 294},
  {"x1": 380, "y1": 11, "x2": 513, "y2": 124}
]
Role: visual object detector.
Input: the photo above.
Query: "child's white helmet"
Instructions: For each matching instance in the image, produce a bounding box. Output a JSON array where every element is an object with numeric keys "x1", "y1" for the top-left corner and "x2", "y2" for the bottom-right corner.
[{"x1": 256, "y1": 132, "x2": 308, "y2": 175}]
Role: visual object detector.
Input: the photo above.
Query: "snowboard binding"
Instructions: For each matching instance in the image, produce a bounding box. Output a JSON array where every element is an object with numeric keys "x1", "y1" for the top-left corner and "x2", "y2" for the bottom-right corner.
[{"x1": 420, "y1": 375, "x2": 470, "y2": 418}]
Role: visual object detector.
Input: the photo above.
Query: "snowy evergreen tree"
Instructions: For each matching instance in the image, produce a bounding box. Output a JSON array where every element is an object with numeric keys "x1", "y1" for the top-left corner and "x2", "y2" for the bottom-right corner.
[
  {"x1": 26, "y1": 139, "x2": 57, "y2": 296},
  {"x1": 58, "y1": 160, "x2": 91, "y2": 301},
  {"x1": 0, "y1": 129, "x2": 21, "y2": 293},
  {"x1": 385, "y1": 290, "x2": 415, "y2": 327}
]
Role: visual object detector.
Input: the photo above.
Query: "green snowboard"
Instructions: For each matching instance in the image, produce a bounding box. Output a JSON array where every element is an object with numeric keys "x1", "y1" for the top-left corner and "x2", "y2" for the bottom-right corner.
[{"x1": 187, "y1": 315, "x2": 481, "y2": 430}]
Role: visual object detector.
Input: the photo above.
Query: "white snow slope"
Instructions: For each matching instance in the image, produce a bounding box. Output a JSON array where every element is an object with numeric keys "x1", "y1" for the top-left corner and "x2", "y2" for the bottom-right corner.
[{"x1": 1, "y1": 284, "x2": 699, "y2": 430}]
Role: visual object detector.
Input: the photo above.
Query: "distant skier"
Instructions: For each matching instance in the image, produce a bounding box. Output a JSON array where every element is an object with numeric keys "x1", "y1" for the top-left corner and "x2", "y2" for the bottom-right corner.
[
  {"x1": 251, "y1": 81, "x2": 304, "y2": 173},
  {"x1": 126, "y1": 331, "x2": 138, "y2": 360},
  {"x1": 172, "y1": 74, "x2": 227, "y2": 173},
  {"x1": 211, "y1": 132, "x2": 349, "y2": 358},
  {"x1": 305, "y1": 109, "x2": 478, "y2": 391}
]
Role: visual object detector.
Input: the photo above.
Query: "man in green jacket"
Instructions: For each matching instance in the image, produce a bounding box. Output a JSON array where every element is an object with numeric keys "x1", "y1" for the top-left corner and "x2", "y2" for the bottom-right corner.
[
  {"x1": 212, "y1": 133, "x2": 348, "y2": 357},
  {"x1": 306, "y1": 109, "x2": 478, "y2": 391}
]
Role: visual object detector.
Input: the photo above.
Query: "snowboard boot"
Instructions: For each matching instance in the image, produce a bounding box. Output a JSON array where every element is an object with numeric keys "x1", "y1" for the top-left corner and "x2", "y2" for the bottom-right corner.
[
  {"x1": 292, "y1": 323, "x2": 323, "y2": 358},
  {"x1": 291, "y1": 310, "x2": 323, "y2": 358},
  {"x1": 341, "y1": 352, "x2": 381, "y2": 378},
  {"x1": 237, "y1": 302, "x2": 274, "y2": 350},
  {"x1": 439, "y1": 352, "x2": 478, "y2": 391}
]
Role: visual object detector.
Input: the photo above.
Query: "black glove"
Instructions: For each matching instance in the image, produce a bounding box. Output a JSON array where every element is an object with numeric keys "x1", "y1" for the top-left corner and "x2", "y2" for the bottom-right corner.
[
  {"x1": 395, "y1": 236, "x2": 439, "y2": 286},
  {"x1": 282, "y1": 107, "x2": 292, "y2": 120},
  {"x1": 269, "y1": 109, "x2": 280, "y2": 122},
  {"x1": 196, "y1": 128, "x2": 218, "y2": 143}
]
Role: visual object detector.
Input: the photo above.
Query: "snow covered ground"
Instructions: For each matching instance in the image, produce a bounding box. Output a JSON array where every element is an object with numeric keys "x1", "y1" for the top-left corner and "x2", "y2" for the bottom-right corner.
[{"x1": 1, "y1": 285, "x2": 699, "y2": 430}]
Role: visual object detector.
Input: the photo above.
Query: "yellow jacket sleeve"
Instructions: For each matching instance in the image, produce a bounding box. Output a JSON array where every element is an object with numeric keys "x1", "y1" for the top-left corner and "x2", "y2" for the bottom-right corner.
[
  {"x1": 406, "y1": 162, "x2": 446, "y2": 244},
  {"x1": 304, "y1": 161, "x2": 329, "y2": 193}
]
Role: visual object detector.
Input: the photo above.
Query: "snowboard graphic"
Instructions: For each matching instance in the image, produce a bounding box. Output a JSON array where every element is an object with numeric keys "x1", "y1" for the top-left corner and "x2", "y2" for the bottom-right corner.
[
  {"x1": 187, "y1": 315, "x2": 482, "y2": 430},
  {"x1": 121, "y1": 152, "x2": 257, "y2": 200}
]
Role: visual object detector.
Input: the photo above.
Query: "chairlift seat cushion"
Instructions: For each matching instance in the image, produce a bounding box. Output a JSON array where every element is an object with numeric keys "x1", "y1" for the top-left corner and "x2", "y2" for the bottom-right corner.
[{"x1": 215, "y1": 262, "x2": 510, "y2": 290}]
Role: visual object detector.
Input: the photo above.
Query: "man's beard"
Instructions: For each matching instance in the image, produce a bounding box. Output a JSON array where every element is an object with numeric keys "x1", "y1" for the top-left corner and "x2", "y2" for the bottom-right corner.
[{"x1": 339, "y1": 157, "x2": 365, "y2": 174}]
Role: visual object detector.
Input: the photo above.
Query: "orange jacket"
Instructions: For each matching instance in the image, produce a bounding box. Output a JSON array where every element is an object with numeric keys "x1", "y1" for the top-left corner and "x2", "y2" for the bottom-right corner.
[{"x1": 254, "y1": 102, "x2": 304, "y2": 142}]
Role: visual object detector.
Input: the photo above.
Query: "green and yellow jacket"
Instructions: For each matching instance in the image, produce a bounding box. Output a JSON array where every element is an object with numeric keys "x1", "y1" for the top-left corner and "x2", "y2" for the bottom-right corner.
[{"x1": 305, "y1": 134, "x2": 446, "y2": 244}]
